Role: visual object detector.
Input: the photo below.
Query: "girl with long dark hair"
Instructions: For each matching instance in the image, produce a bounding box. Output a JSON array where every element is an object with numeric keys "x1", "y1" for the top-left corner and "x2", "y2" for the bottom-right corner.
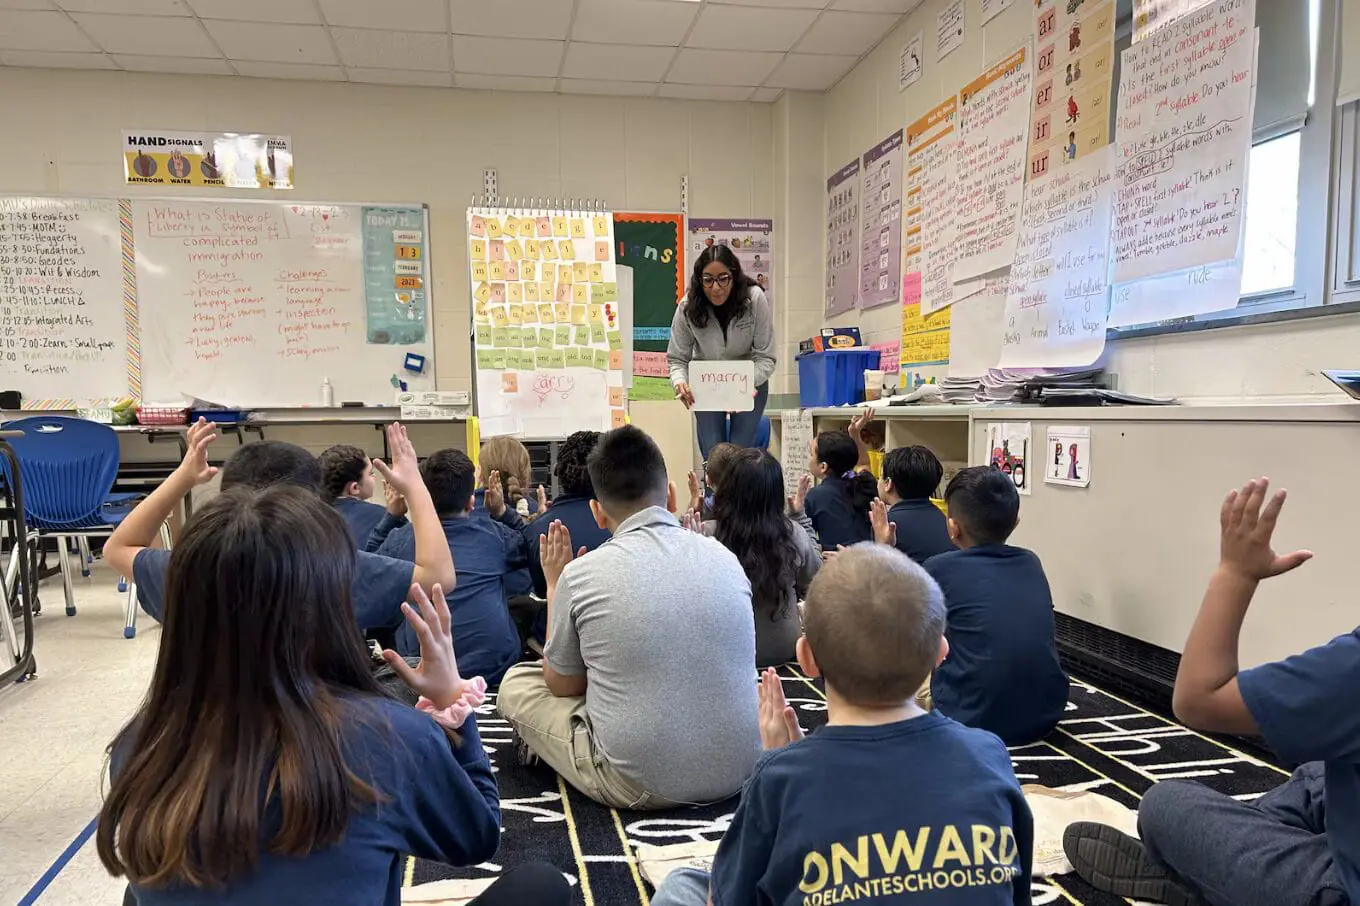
[
  {"x1": 97, "y1": 481, "x2": 569, "y2": 906},
  {"x1": 803, "y1": 430, "x2": 879, "y2": 551},
  {"x1": 706, "y1": 449, "x2": 820, "y2": 666},
  {"x1": 667, "y1": 244, "x2": 776, "y2": 458}
]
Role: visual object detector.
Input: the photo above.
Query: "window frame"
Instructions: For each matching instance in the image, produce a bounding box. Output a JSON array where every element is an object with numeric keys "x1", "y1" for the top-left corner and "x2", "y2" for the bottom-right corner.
[{"x1": 1107, "y1": 0, "x2": 1340, "y2": 341}]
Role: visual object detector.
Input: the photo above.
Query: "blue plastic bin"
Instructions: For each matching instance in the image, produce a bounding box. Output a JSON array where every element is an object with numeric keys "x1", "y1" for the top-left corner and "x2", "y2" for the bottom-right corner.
[{"x1": 797, "y1": 349, "x2": 882, "y2": 407}]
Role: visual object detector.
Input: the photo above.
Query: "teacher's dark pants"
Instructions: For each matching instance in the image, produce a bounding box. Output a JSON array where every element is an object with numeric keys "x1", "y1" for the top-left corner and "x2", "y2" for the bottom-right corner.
[{"x1": 696, "y1": 383, "x2": 768, "y2": 460}]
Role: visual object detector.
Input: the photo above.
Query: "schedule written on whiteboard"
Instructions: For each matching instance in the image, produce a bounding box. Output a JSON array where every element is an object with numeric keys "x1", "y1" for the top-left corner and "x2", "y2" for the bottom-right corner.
[{"x1": 1111, "y1": 0, "x2": 1255, "y2": 283}]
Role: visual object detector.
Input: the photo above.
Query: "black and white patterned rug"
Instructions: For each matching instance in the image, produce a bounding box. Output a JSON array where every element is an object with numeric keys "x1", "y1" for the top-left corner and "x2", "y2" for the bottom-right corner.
[{"x1": 410, "y1": 666, "x2": 1288, "y2": 905}]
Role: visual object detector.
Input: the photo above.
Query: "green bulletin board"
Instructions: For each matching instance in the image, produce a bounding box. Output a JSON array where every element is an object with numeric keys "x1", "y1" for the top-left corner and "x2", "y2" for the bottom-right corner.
[{"x1": 614, "y1": 212, "x2": 683, "y2": 401}]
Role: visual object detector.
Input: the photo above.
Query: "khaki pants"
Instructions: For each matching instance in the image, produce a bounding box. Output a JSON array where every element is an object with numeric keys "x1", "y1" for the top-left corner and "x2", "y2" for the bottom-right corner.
[{"x1": 498, "y1": 663, "x2": 679, "y2": 811}]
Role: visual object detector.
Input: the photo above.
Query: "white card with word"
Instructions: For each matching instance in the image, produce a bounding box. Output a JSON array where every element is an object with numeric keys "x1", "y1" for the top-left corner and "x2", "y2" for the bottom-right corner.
[{"x1": 690, "y1": 360, "x2": 756, "y2": 412}]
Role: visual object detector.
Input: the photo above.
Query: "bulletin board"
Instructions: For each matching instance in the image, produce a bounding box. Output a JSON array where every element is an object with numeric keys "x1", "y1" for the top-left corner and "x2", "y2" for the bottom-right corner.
[
  {"x1": 614, "y1": 212, "x2": 683, "y2": 402},
  {"x1": 467, "y1": 204, "x2": 626, "y2": 438}
]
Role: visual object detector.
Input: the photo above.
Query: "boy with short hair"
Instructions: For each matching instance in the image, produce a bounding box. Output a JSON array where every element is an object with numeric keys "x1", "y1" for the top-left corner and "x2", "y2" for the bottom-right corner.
[
  {"x1": 876, "y1": 445, "x2": 955, "y2": 564},
  {"x1": 1066, "y1": 479, "x2": 1355, "y2": 906},
  {"x1": 921, "y1": 466, "x2": 1068, "y2": 746},
  {"x1": 105, "y1": 421, "x2": 454, "y2": 642},
  {"x1": 498, "y1": 425, "x2": 760, "y2": 810},
  {"x1": 651, "y1": 543, "x2": 1033, "y2": 906},
  {"x1": 370, "y1": 448, "x2": 527, "y2": 686},
  {"x1": 318, "y1": 443, "x2": 388, "y2": 548}
]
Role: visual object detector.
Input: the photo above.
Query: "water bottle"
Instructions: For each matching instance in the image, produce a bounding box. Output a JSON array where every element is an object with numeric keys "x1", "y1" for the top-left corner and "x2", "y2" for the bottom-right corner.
[{"x1": 320, "y1": 377, "x2": 334, "y2": 407}]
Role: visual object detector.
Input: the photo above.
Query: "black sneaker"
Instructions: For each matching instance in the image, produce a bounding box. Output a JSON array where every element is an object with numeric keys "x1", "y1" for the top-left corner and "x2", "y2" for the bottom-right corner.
[
  {"x1": 509, "y1": 728, "x2": 541, "y2": 768},
  {"x1": 1063, "y1": 822, "x2": 1207, "y2": 906}
]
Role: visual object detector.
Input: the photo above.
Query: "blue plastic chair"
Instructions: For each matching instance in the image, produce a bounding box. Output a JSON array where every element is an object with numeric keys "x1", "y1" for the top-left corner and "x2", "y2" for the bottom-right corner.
[
  {"x1": 0, "y1": 417, "x2": 161, "y2": 637},
  {"x1": 722, "y1": 415, "x2": 772, "y2": 450}
]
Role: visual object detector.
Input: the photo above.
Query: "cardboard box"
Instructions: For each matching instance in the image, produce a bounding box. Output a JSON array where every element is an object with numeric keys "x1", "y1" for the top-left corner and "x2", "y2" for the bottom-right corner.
[{"x1": 799, "y1": 328, "x2": 863, "y2": 355}]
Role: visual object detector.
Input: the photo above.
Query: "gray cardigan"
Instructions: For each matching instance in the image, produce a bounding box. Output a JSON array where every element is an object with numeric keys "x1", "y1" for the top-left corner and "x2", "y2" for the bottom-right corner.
[{"x1": 666, "y1": 286, "x2": 776, "y2": 388}]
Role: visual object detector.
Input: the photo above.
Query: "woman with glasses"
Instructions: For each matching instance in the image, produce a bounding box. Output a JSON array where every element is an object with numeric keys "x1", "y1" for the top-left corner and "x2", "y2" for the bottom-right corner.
[{"x1": 666, "y1": 244, "x2": 776, "y2": 459}]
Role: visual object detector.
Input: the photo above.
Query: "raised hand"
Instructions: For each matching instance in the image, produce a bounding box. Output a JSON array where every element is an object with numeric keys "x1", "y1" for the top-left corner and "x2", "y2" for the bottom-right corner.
[
  {"x1": 174, "y1": 418, "x2": 220, "y2": 486},
  {"x1": 373, "y1": 423, "x2": 420, "y2": 497},
  {"x1": 1219, "y1": 478, "x2": 1312, "y2": 582},
  {"x1": 483, "y1": 470, "x2": 506, "y2": 518},
  {"x1": 540, "y1": 520, "x2": 578, "y2": 591},
  {"x1": 848, "y1": 409, "x2": 873, "y2": 467},
  {"x1": 758, "y1": 667, "x2": 804, "y2": 751},
  {"x1": 870, "y1": 497, "x2": 897, "y2": 548},
  {"x1": 536, "y1": 484, "x2": 548, "y2": 514},
  {"x1": 788, "y1": 472, "x2": 812, "y2": 514},
  {"x1": 383, "y1": 479, "x2": 407, "y2": 517},
  {"x1": 683, "y1": 509, "x2": 704, "y2": 534},
  {"x1": 382, "y1": 584, "x2": 463, "y2": 710},
  {"x1": 687, "y1": 470, "x2": 703, "y2": 512}
]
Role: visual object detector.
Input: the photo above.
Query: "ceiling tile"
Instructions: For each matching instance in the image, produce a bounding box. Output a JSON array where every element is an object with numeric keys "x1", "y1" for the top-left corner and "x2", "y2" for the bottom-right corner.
[
  {"x1": 657, "y1": 82, "x2": 754, "y2": 101},
  {"x1": 70, "y1": 13, "x2": 218, "y2": 56},
  {"x1": 449, "y1": 0, "x2": 572, "y2": 40},
  {"x1": 331, "y1": 28, "x2": 449, "y2": 71},
  {"x1": 455, "y1": 72, "x2": 556, "y2": 92},
  {"x1": 233, "y1": 60, "x2": 344, "y2": 80},
  {"x1": 562, "y1": 42, "x2": 673, "y2": 82},
  {"x1": 452, "y1": 36, "x2": 562, "y2": 76},
  {"x1": 348, "y1": 67, "x2": 452, "y2": 86},
  {"x1": 204, "y1": 20, "x2": 337, "y2": 63},
  {"x1": 0, "y1": 49, "x2": 112, "y2": 67},
  {"x1": 832, "y1": 0, "x2": 921, "y2": 11},
  {"x1": 58, "y1": 0, "x2": 191, "y2": 12},
  {"x1": 186, "y1": 0, "x2": 320, "y2": 24},
  {"x1": 560, "y1": 78, "x2": 657, "y2": 97},
  {"x1": 318, "y1": 0, "x2": 446, "y2": 32},
  {"x1": 709, "y1": 0, "x2": 825, "y2": 7},
  {"x1": 0, "y1": 10, "x2": 95, "y2": 51},
  {"x1": 764, "y1": 51, "x2": 855, "y2": 88},
  {"x1": 750, "y1": 86, "x2": 783, "y2": 101},
  {"x1": 794, "y1": 9, "x2": 899, "y2": 55},
  {"x1": 666, "y1": 48, "x2": 781, "y2": 86},
  {"x1": 113, "y1": 53, "x2": 233, "y2": 73},
  {"x1": 687, "y1": 4, "x2": 818, "y2": 52},
  {"x1": 571, "y1": 0, "x2": 699, "y2": 47}
]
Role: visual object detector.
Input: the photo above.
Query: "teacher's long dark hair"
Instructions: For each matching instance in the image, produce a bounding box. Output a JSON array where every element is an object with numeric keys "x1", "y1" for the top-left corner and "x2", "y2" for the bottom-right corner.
[
  {"x1": 712, "y1": 449, "x2": 798, "y2": 619},
  {"x1": 685, "y1": 244, "x2": 753, "y2": 329},
  {"x1": 97, "y1": 487, "x2": 442, "y2": 889}
]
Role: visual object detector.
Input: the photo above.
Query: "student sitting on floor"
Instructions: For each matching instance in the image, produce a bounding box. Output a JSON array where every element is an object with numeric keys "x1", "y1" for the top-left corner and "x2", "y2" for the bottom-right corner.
[
  {"x1": 686, "y1": 441, "x2": 740, "y2": 517},
  {"x1": 913, "y1": 466, "x2": 1068, "y2": 746},
  {"x1": 701, "y1": 448, "x2": 819, "y2": 667},
  {"x1": 519, "y1": 431, "x2": 611, "y2": 645},
  {"x1": 318, "y1": 443, "x2": 388, "y2": 548},
  {"x1": 498, "y1": 425, "x2": 761, "y2": 810},
  {"x1": 475, "y1": 435, "x2": 541, "y2": 519},
  {"x1": 877, "y1": 445, "x2": 955, "y2": 564},
  {"x1": 803, "y1": 430, "x2": 878, "y2": 551},
  {"x1": 650, "y1": 544, "x2": 1034, "y2": 906},
  {"x1": 97, "y1": 483, "x2": 569, "y2": 906},
  {"x1": 105, "y1": 421, "x2": 454, "y2": 646},
  {"x1": 1065, "y1": 478, "x2": 1355, "y2": 906},
  {"x1": 370, "y1": 448, "x2": 527, "y2": 688}
]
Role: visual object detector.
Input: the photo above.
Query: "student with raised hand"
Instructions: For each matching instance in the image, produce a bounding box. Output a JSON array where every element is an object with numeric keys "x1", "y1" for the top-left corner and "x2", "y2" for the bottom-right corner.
[
  {"x1": 1066, "y1": 479, "x2": 1355, "y2": 906},
  {"x1": 98, "y1": 484, "x2": 570, "y2": 906},
  {"x1": 370, "y1": 448, "x2": 528, "y2": 686},
  {"x1": 498, "y1": 425, "x2": 761, "y2": 809},
  {"x1": 875, "y1": 445, "x2": 955, "y2": 564},
  {"x1": 650, "y1": 544, "x2": 1034, "y2": 906},
  {"x1": 105, "y1": 420, "x2": 454, "y2": 641},
  {"x1": 919, "y1": 467, "x2": 1068, "y2": 745},
  {"x1": 803, "y1": 429, "x2": 878, "y2": 551},
  {"x1": 318, "y1": 443, "x2": 387, "y2": 548},
  {"x1": 701, "y1": 448, "x2": 819, "y2": 667}
]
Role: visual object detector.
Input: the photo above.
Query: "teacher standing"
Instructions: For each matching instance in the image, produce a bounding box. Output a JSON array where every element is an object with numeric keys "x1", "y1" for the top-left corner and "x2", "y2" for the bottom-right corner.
[{"x1": 667, "y1": 245, "x2": 776, "y2": 459}]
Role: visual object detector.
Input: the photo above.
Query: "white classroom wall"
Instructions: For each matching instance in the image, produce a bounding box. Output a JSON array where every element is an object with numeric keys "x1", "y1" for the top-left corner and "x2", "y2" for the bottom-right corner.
[{"x1": 821, "y1": 0, "x2": 1360, "y2": 403}]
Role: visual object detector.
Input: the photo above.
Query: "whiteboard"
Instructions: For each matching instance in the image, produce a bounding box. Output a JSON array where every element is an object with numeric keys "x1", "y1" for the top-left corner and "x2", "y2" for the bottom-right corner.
[
  {"x1": 0, "y1": 197, "x2": 132, "y2": 408},
  {"x1": 134, "y1": 199, "x2": 434, "y2": 407}
]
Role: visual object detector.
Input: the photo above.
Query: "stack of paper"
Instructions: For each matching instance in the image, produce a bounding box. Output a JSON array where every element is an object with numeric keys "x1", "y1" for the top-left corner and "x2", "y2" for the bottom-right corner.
[
  {"x1": 941, "y1": 376, "x2": 984, "y2": 404},
  {"x1": 980, "y1": 368, "x2": 1105, "y2": 403}
]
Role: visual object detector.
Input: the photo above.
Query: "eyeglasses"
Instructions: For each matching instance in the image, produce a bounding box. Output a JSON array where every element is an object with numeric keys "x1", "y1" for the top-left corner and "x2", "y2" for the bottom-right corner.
[{"x1": 701, "y1": 273, "x2": 733, "y2": 288}]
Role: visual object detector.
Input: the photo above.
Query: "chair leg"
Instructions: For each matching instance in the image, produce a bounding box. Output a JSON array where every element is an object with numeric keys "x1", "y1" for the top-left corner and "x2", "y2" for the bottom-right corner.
[
  {"x1": 158, "y1": 521, "x2": 172, "y2": 550},
  {"x1": 0, "y1": 548, "x2": 20, "y2": 663},
  {"x1": 123, "y1": 579, "x2": 138, "y2": 640},
  {"x1": 77, "y1": 536, "x2": 92, "y2": 577},
  {"x1": 55, "y1": 536, "x2": 77, "y2": 617}
]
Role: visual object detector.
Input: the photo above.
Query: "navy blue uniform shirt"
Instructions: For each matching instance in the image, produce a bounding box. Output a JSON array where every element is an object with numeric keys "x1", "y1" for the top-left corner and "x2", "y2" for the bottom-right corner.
[
  {"x1": 113, "y1": 698, "x2": 499, "y2": 906},
  {"x1": 804, "y1": 477, "x2": 872, "y2": 551},
  {"x1": 924, "y1": 545, "x2": 1069, "y2": 746},
  {"x1": 373, "y1": 515, "x2": 527, "y2": 685},
  {"x1": 1239, "y1": 627, "x2": 1360, "y2": 901},
  {"x1": 887, "y1": 498, "x2": 956, "y2": 565},
  {"x1": 332, "y1": 497, "x2": 388, "y2": 549},
  {"x1": 711, "y1": 711, "x2": 1033, "y2": 906}
]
